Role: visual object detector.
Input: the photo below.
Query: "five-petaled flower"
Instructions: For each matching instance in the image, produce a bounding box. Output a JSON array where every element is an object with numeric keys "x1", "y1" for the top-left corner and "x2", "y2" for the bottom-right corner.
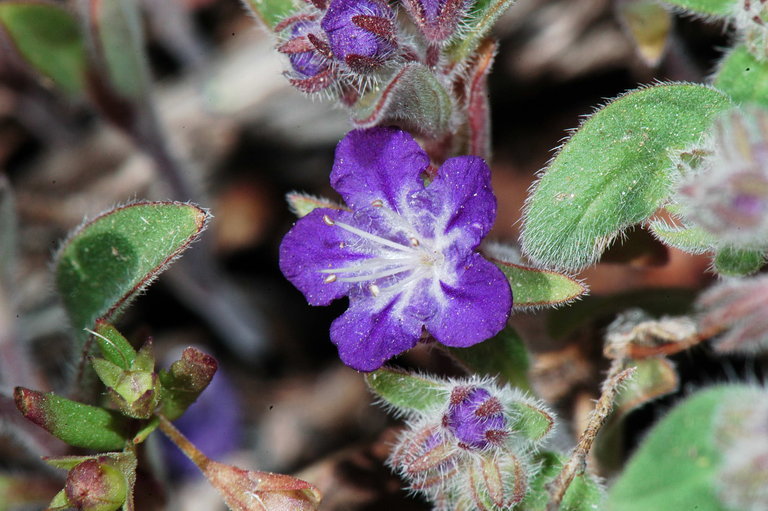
[{"x1": 279, "y1": 127, "x2": 512, "y2": 371}]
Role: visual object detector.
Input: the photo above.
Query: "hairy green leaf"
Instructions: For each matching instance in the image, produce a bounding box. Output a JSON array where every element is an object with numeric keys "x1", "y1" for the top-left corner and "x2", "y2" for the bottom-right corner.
[
  {"x1": 14, "y1": 387, "x2": 130, "y2": 450},
  {"x1": 661, "y1": 0, "x2": 736, "y2": 16},
  {"x1": 648, "y1": 218, "x2": 716, "y2": 254},
  {"x1": 365, "y1": 368, "x2": 445, "y2": 414},
  {"x1": 714, "y1": 45, "x2": 768, "y2": 108},
  {"x1": 521, "y1": 451, "x2": 604, "y2": 511},
  {"x1": 446, "y1": 0, "x2": 516, "y2": 61},
  {"x1": 55, "y1": 202, "x2": 208, "y2": 337},
  {"x1": 522, "y1": 84, "x2": 732, "y2": 271},
  {"x1": 0, "y1": 2, "x2": 85, "y2": 95},
  {"x1": 606, "y1": 386, "x2": 739, "y2": 511},
  {"x1": 712, "y1": 246, "x2": 765, "y2": 276},
  {"x1": 491, "y1": 258, "x2": 587, "y2": 308}
]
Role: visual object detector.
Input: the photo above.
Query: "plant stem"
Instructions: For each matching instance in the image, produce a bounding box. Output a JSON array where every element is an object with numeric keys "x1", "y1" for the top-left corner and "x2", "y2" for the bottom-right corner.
[{"x1": 545, "y1": 363, "x2": 636, "y2": 511}]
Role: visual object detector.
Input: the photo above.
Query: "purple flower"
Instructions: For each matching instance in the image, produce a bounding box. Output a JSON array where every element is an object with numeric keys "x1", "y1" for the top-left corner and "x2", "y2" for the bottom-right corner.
[
  {"x1": 279, "y1": 127, "x2": 512, "y2": 371},
  {"x1": 443, "y1": 386, "x2": 507, "y2": 449},
  {"x1": 321, "y1": 0, "x2": 397, "y2": 72}
]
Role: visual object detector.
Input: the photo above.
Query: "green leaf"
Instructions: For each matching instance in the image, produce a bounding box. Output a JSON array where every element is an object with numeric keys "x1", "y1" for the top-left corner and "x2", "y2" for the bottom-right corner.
[
  {"x1": 84, "y1": 0, "x2": 150, "y2": 101},
  {"x1": 240, "y1": 0, "x2": 299, "y2": 30},
  {"x1": 521, "y1": 84, "x2": 732, "y2": 271},
  {"x1": 605, "y1": 386, "x2": 741, "y2": 511},
  {"x1": 648, "y1": 218, "x2": 716, "y2": 254},
  {"x1": 661, "y1": 0, "x2": 737, "y2": 16},
  {"x1": 92, "y1": 322, "x2": 137, "y2": 369},
  {"x1": 447, "y1": 326, "x2": 531, "y2": 391},
  {"x1": 490, "y1": 258, "x2": 587, "y2": 308},
  {"x1": 55, "y1": 201, "x2": 209, "y2": 337},
  {"x1": 352, "y1": 63, "x2": 453, "y2": 139},
  {"x1": 158, "y1": 347, "x2": 217, "y2": 421},
  {"x1": 714, "y1": 45, "x2": 768, "y2": 108},
  {"x1": 508, "y1": 400, "x2": 555, "y2": 444},
  {"x1": 521, "y1": 451, "x2": 604, "y2": 511},
  {"x1": 365, "y1": 368, "x2": 446, "y2": 414},
  {"x1": 615, "y1": 358, "x2": 679, "y2": 418},
  {"x1": 14, "y1": 387, "x2": 130, "y2": 450},
  {"x1": 446, "y1": 0, "x2": 516, "y2": 62},
  {"x1": 285, "y1": 192, "x2": 346, "y2": 218},
  {"x1": 712, "y1": 246, "x2": 765, "y2": 276},
  {"x1": 0, "y1": 2, "x2": 86, "y2": 96}
]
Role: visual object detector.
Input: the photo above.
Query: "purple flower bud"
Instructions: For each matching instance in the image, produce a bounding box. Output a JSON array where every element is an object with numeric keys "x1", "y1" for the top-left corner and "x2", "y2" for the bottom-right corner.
[
  {"x1": 401, "y1": 0, "x2": 469, "y2": 44},
  {"x1": 321, "y1": 0, "x2": 397, "y2": 72},
  {"x1": 285, "y1": 20, "x2": 331, "y2": 78},
  {"x1": 443, "y1": 386, "x2": 507, "y2": 449}
]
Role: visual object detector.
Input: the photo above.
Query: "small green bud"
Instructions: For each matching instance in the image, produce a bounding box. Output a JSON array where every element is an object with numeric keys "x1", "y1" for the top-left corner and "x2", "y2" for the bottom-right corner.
[{"x1": 65, "y1": 458, "x2": 127, "y2": 511}]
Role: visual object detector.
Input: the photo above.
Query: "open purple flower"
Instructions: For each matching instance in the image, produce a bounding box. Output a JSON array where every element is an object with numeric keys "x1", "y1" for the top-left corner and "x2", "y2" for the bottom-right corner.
[{"x1": 279, "y1": 127, "x2": 512, "y2": 371}]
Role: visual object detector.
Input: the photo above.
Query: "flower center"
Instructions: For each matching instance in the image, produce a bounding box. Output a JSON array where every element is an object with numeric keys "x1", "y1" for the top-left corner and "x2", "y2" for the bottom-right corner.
[{"x1": 319, "y1": 207, "x2": 442, "y2": 297}]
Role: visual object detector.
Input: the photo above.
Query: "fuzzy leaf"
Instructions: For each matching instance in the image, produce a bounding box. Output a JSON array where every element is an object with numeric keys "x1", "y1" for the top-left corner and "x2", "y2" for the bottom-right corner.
[
  {"x1": 714, "y1": 45, "x2": 768, "y2": 108},
  {"x1": 55, "y1": 202, "x2": 208, "y2": 337},
  {"x1": 158, "y1": 347, "x2": 218, "y2": 421},
  {"x1": 617, "y1": 0, "x2": 672, "y2": 67},
  {"x1": 521, "y1": 451, "x2": 604, "y2": 511},
  {"x1": 605, "y1": 386, "x2": 742, "y2": 511},
  {"x1": 661, "y1": 0, "x2": 736, "y2": 16},
  {"x1": 0, "y1": 2, "x2": 86, "y2": 95},
  {"x1": 521, "y1": 84, "x2": 732, "y2": 271},
  {"x1": 92, "y1": 322, "x2": 137, "y2": 370},
  {"x1": 352, "y1": 63, "x2": 453, "y2": 139},
  {"x1": 365, "y1": 368, "x2": 445, "y2": 414},
  {"x1": 285, "y1": 193, "x2": 346, "y2": 218},
  {"x1": 712, "y1": 246, "x2": 765, "y2": 276},
  {"x1": 648, "y1": 218, "x2": 716, "y2": 254},
  {"x1": 447, "y1": 326, "x2": 531, "y2": 391},
  {"x1": 490, "y1": 257, "x2": 587, "y2": 308},
  {"x1": 14, "y1": 387, "x2": 130, "y2": 450},
  {"x1": 446, "y1": 0, "x2": 516, "y2": 62},
  {"x1": 615, "y1": 358, "x2": 679, "y2": 417},
  {"x1": 240, "y1": 0, "x2": 299, "y2": 30},
  {"x1": 508, "y1": 401, "x2": 555, "y2": 443}
]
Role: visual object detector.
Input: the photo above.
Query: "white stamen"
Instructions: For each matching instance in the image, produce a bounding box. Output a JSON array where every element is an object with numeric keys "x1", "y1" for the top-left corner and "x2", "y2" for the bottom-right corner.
[
  {"x1": 410, "y1": 237, "x2": 419, "y2": 247},
  {"x1": 332, "y1": 220, "x2": 413, "y2": 252},
  {"x1": 323, "y1": 214, "x2": 335, "y2": 226},
  {"x1": 369, "y1": 284, "x2": 381, "y2": 296},
  {"x1": 324, "y1": 274, "x2": 337, "y2": 283}
]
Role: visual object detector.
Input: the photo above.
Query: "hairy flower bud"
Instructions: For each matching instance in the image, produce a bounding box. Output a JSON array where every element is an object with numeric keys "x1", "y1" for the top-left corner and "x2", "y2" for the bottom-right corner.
[
  {"x1": 697, "y1": 275, "x2": 768, "y2": 353},
  {"x1": 386, "y1": 376, "x2": 553, "y2": 510},
  {"x1": 714, "y1": 389, "x2": 768, "y2": 511},
  {"x1": 734, "y1": 0, "x2": 768, "y2": 60},
  {"x1": 401, "y1": 0, "x2": 470, "y2": 44},
  {"x1": 276, "y1": 14, "x2": 336, "y2": 93},
  {"x1": 321, "y1": 0, "x2": 397, "y2": 73},
  {"x1": 65, "y1": 459, "x2": 128, "y2": 511},
  {"x1": 675, "y1": 107, "x2": 768, "y2": 249},
  {"x1": 443, "y1": 386, "x2": 507, "y2": 449}
]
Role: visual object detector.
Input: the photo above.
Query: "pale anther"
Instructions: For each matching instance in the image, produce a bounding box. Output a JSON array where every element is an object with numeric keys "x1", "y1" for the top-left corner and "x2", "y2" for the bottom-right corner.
[
  {"x1": 371, "y1": 199, "x2": 384, "y2": 208},
  {"x1": 324, "y1": 274, "x2": 338, "y2": 283},
  {"x1": 323, "y1": 214, "x2": 335, "y2": 225},
  {"x1": 410, "y1": 237, "x2": 420, "y2": 247},
  {"x1": 370, "y1": 284, "x2": 381, "y2": 296}
]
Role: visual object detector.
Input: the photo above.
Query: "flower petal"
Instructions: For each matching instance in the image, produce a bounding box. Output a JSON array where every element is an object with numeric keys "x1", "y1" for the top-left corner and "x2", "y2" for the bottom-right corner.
[
  {"x1": 423, "y1": 155, "x2": 496, "y2": 251},
  {"x1": 426, "y1": 253, "x2": 511, "y2": 347},
  {"x1": 279, "y1": 208, "x2": 369, "y2": 306},
  {"x1": 331, "y1": 127, "x2": 429, "y2": 212},
  {"x1": 330, "y1": 293, "x2": 424, "y2": 371}
]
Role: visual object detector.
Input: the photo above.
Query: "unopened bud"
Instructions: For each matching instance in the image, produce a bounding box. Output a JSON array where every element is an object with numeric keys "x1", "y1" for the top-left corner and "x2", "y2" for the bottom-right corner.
[
  {"x1": 463, "y1": 453, "x2": 528, "y2": 511},
  {"x1": 675, "y1": 107, "x2": 768, "y2": 249},
  {"x1": 443, "y1": 386, "x2": 507, "y2": 449},
  {"x1": 65, "y1": 459, "x2": 127, "y2": 511}
]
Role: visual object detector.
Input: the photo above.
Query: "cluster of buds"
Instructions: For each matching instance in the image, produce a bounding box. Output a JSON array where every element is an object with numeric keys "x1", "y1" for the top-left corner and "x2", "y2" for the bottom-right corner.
[
  {"x1": 386, "y1": 377, "x2": 555, "y2": 510},
  {"x1": 734, "y1": 0, "x2": 768, "y2": 61},
  {"x1": 275, "y1": 0, "x2": 399, "y2": 95},
  {"x1": 674, "y1": 107, "x2": 768, "y2": 250},
  {"x1": 713, "y1": 387, "x2": 768, "y2": 511},
  {"x1": 697, "y1": 274, "x2": 768, "y2": 353}
]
